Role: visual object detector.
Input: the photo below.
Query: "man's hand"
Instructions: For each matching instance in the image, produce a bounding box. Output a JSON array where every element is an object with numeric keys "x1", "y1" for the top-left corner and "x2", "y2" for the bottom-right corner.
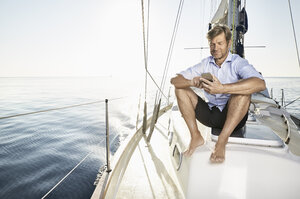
[
  {"x1": 191, "y1": 76, "x2": 203, "y2": 88},
  {"x1": 200, "y1": 74, "x2": 224, "y2": 94}
]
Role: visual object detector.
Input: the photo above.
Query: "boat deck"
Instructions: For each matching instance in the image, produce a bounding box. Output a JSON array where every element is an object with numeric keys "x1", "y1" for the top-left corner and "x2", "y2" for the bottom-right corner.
[
  {"x1": 91, "y1": 96, "x2": 300, "y2": 199},
  {"x1": 114, "y1": 113, "x2": 185, "y2": 198}
]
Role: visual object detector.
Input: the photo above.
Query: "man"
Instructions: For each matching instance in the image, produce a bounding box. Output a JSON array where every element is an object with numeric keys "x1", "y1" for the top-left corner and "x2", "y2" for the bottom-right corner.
[{"x1": 170, "y1": 24, "x2": 266, "y2": 163}]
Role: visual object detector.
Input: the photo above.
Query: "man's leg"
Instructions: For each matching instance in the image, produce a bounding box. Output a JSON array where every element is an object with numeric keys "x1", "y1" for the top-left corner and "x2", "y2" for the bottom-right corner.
[
  {"x1": 210, "y1": 94, "x2": 250, "y2": 163},
  {"x1": 175, "y1": 88, "x2": 204, "y2": 156}
]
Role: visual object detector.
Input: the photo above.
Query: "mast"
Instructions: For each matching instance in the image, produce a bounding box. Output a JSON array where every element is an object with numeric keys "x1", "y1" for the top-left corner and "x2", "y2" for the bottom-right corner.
[
  {"x1": 228, "y1": 0, "x2": 247, "y2": 58},
  {"x1": 228, "y1": 0, "x2": 238, "y2": 55},
  {"x1": 211, "y1": 0, "x2": 248, "y2": 58}
]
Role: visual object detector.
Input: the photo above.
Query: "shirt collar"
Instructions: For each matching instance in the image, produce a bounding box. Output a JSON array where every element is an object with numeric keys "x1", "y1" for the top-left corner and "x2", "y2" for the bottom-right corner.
[{"x1": 209, "y1": 51, "x2": 233, "y2": 66}]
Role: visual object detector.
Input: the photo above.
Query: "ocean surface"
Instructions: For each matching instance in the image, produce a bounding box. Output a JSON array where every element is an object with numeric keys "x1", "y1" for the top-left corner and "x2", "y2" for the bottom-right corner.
[{"x1": 0, "y1": 76, "x2": 299, "y2": 198}]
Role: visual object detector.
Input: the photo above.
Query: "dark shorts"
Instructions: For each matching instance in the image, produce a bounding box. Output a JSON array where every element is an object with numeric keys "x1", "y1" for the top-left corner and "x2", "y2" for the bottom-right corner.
[{"x1": 195, "y1": 96, "x2": 248, "y2": 130}]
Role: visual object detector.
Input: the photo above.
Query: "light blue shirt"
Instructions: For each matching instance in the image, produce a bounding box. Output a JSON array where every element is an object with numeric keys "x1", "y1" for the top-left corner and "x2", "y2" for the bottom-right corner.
[{"x1": 179, "y1": 52, "x2": 264, "y2": 111}]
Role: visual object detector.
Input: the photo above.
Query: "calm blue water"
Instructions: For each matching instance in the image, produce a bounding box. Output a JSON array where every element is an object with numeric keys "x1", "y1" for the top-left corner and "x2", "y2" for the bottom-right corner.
[
  {"x1": 264, "y1": 77, "x2": 300, "y2": 117},
  {"x1": 0, "y1": 76, "x2": 299, "y2": 198},
  {"x1": 0, "y1": 77, "x2": 150, "y2": 199}
]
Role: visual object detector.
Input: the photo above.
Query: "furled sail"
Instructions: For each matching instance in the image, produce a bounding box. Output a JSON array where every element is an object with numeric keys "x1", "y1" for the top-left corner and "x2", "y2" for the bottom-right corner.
[
  {"x1": 210, "y1": 0, "x2": 228, "y2": 25},
  {"x1": 210, "y1": 0, "x2": 248, "y2": 58}
]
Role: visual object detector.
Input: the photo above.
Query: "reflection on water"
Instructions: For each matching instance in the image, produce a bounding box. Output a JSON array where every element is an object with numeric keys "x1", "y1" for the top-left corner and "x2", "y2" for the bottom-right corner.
[{"x1": 0, "y1": 77, "x2": 144, "y2": 198}]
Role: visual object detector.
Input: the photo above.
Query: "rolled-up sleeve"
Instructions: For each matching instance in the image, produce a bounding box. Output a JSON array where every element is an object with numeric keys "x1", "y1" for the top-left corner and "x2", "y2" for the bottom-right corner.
[
  {"x1": 178, "y1": 62, "x2": 202, "y2": 80},
  {"x1": 237, "y1": 59, "x2": 264, "y2": 80}
]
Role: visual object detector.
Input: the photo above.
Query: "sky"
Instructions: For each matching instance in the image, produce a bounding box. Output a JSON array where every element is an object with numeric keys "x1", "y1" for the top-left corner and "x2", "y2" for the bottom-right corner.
[{"x1": 0, "y1": 0, "x2": 300, "y2": 77}]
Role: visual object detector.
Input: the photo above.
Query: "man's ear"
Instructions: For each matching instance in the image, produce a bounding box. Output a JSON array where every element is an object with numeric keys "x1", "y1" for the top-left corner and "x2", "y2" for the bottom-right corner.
[{"x1": 228, "y1": 40, "x2": 232, "y2": 48}]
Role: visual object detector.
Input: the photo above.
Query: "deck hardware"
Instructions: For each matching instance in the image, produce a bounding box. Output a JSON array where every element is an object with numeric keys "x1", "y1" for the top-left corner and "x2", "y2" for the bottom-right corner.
[
  {"x1": 282, "y1": 114, "x2": 291, "y2": 145},
  {"x1": 168, "y1": 131, "x2": 174, "y2": 146},
  {"x1": 172, "y1": 144, "x2": 183, "y2": 170}
]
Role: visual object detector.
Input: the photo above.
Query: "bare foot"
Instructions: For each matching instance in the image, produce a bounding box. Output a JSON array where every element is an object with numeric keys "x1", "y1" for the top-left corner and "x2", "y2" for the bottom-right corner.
[
  {"x1": 210, "y1": 140, "x2": 227, "y2": 163},
  {"x1": 184, "y1": 133, "x2": 204, "y2": 157}
]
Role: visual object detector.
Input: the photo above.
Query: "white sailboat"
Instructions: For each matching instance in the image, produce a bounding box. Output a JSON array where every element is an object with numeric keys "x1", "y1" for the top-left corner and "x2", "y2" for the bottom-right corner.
[{"x1": 91, "y1": 0, "x2": 300, "y2": 198}]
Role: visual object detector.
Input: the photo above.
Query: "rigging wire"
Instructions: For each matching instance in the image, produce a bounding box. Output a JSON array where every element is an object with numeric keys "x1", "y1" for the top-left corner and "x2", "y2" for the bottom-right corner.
[
  {"x1": 285, "y1": 96, "x2": 300, "y2": 107},
  {"x1": 0, "y1": 97, "x2": 125, "y2": 120},
  {"x1": 148, "y1": 71, "x2": 168, "y2": 99},
  {"x1": 287, "y1": 0, "x2": 300, "y2": 69},
  {"x1": 141, "y1": 0, "x2": 148, "y2": 102},
  {"x1": 200, "y1": 0, "x2": 206, "y2": 59},
  {"x1": 144, "y1": 0, "x2": 151, "y2": 99},
  {"x1": 146, "y1": 0, "x2": 150, "y2": 63},
  {"x1": 41, "y1": 151, "x2": 92, "y2": 199},
  {"x1": 141, "y1": 0, "x2": 149, "y2": 133},
  {"x1": 140, "y1": 0, "x2": 185, "y2": 102},
  {"x1": 184, "y1": 46, "x2": 265, "y2": 50},
  {"x1": 158, "y1": 0, "x2": 185, "y2": 101},
  {"x1": 140, "y1": 0, "x2": 168, "y2": 101},
  {"x1": 140, "y1": 0, "x2": 186, "y2": 102}
]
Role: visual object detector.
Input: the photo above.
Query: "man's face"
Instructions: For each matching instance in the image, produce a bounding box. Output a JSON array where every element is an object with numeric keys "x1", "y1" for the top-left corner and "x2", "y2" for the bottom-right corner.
[{"x1": 209, "y1": 32, "x2": 230, "y2": 61}]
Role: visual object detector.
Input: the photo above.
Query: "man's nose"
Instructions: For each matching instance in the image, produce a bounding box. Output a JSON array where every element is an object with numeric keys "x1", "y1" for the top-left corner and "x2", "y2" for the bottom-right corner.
[{"x1": 214, "y1": 44, "x2": 219, "y2": 50}]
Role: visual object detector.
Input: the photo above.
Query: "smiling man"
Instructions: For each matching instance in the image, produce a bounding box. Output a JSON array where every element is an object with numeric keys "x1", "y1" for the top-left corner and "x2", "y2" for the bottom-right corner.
[{"x1": 170, "y1": 24, "x2": 266, "y2": 163}]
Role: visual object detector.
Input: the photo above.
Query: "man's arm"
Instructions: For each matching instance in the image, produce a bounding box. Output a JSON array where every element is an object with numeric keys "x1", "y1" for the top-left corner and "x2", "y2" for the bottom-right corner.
[
  {"x1": 171, "y1": 74, "x2": 203, "y2": 89},
  {"x1": 201, "y1": 76, "x2": 266, "y2": 95},
  {"x1": 222, "y1": 77, "x2": 266, "y2": 94}
]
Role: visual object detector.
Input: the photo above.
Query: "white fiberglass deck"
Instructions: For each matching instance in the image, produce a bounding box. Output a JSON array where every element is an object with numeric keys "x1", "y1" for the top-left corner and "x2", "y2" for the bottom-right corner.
[
  {"x1": 170, "y1": 99, "x2": 300, "y2": 199},
  {"x1": 92, "y1": 97, "x2": 300, "y2": 199},
  {"x1": 110, "y1": 108, "x2": 300, "y2": 199},
  {"x1": 114, "y1": 113, "x2": 185, "y2": 199}
]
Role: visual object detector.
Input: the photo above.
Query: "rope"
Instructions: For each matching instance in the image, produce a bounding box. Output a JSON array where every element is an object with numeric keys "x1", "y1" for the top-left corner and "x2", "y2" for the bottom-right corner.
[
  {"x1": 146, "y1": 70, "x2": 168, "y2": 99},
  {"x1": 0, "y1": 97, "x2": 125, "y2": 120},
  {"x1": 41, "y1": 151, "x2": 92, "y2": 199},
  {"x1": 141, "y1": 0, "x2": 148, "y2": 134},
  {"x1": 158, "y1": 0, "x2": 185, "y2": 101},
  {"x1": 140, "y1": 0, "x2": 185, "y2": 103},
  {"x1": 141, "y1": 0, "x2": 183, "y2": 102},
  {"x1": 287, "y1": 0, "x2": 300, "y2": 68},
  {"x1": 231, "y1": 0, "x2": 236, "y2": 53},
  {"x1": 146, "y1": 0, "x2": 150, "y2": 64},
  {"x1": 145, "y1": 0, "x2": 151, "y2": 99},
  {"x1": 140, "y1": 0, "x2": 169, "y2": 101},
  {"x1": 200, "y1": 0, "x2": 206, "y2": 59},
  {"x1": 159, "y1": 0, "x2": 184, "y2": 99},
  {"x1": 141, "y1": 0, "x2": 148, "y2": 102}
]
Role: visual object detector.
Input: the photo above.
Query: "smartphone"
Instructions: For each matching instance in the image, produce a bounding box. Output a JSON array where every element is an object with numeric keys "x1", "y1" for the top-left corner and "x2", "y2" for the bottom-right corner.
[{"x1": 201, "y1": 73, "x2": 213, "y2": 82}]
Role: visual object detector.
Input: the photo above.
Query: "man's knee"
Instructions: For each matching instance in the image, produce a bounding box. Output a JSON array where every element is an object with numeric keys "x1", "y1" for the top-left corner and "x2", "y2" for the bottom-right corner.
[
  {"x1": 228, "y1": 94, "x2": 251, "y2": 115},
  {"x1": 175, "y1": 88, "x2": 191, "y2": 99},
  {"x1": 174, "y1": 88, "x2": 198, "y2": 108},
  {"x1": 229, "y1": 94, "x2": 251, "y2": 104},
  {"x1": 174, "y1": 88, "x2": 184, "y2": 97}
]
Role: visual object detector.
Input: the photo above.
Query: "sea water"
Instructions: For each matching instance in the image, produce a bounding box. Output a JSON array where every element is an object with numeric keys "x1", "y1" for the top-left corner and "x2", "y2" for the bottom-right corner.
[{"x1": 0, "y1": 76, "x2": 299, "y2": 198}]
